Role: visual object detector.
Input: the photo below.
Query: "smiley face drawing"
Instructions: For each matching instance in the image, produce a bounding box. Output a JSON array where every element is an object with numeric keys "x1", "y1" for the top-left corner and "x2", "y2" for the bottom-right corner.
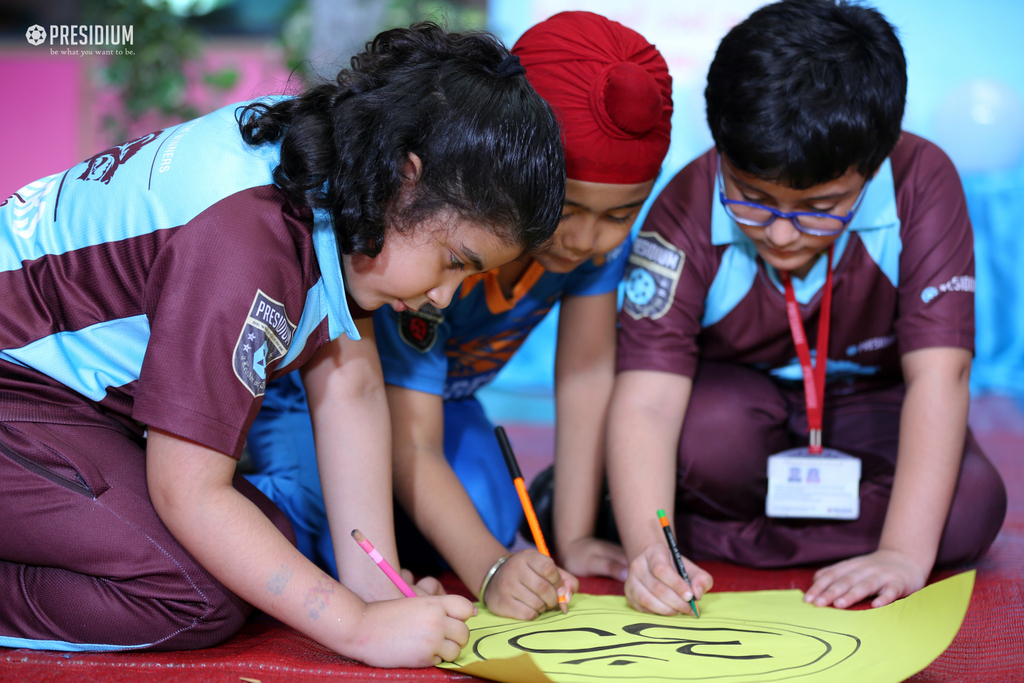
[{"x1": 461, "y1": 597, "x2": 860, "y2": 682}]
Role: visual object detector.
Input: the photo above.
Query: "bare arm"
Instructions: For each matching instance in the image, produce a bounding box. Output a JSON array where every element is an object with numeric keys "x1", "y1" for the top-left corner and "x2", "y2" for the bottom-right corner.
[
  {"x1": 147, "y1": 428, "x2": 474, "y2": 667},
  {"x1": 389, "y1": 385, "x2": 508, "y2": 593},
  {"x1": 300, "y1": 318, "x2": 403, "y2": 601},
  {"x1": 390, "y1": 384, "x2": 574, "y2": 619},
  {"x1": 552, "y1": 292, "x2": 627, "y2": 579},
  {"x1": 607, "y1": 369, "x2": 712, "y2": 614},
  {"x1": 805, "y1": 346, "x2": 971, "y2": 608}
]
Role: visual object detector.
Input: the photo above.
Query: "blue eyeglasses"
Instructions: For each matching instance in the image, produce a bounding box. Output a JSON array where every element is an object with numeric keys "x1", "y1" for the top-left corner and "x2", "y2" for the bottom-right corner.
[{"x1": 717, "y1": 157, "x2": 870, "y2": 237}]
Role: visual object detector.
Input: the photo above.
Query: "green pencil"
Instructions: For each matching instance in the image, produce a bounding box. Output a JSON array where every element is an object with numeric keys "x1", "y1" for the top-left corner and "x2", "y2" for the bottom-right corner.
[{"x1": 657, "y1": 509, "x2": 700, "y2": 618}]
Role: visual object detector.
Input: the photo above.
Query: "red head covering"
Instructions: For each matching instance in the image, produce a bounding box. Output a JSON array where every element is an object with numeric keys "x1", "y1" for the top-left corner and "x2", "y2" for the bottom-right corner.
[{"x1": 513, "y1": 11, "x2": 673, "y2": 184}]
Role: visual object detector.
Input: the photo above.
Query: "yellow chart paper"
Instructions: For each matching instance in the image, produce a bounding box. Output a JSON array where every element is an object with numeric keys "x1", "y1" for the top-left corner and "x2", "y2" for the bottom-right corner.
[{"x1": 440, "y1": 571, "x2": 973, "y2": 683}]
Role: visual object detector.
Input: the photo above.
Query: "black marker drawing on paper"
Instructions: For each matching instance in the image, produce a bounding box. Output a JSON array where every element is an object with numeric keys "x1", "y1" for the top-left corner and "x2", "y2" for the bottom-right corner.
[{"x1": 468, "y1": 608, "x2": 861, "y2": 682}]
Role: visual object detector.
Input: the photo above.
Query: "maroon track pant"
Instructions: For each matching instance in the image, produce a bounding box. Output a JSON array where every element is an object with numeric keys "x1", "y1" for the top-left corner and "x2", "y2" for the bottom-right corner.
[
  {"x1": 0, "y1": 419, "x2": 294, "y2": 651},
  {"x1": 672, "y1": 362, "x2": 1007, "y2": 568}
]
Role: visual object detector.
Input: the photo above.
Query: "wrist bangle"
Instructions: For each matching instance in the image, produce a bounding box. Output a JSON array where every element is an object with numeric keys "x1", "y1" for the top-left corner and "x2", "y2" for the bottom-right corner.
[{"x1": 479, "y1": 553, "x2": 512, "y2": 603}]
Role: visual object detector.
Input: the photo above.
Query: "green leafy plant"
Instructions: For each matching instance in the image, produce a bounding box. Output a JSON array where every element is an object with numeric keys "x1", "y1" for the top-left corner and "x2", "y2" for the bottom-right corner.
[
  {"x1": 86, "y1": 0, "x2": 238, "y2": 144},
  {"x1": 387, "y1": 0, "x2": 486, "y2": 31}
]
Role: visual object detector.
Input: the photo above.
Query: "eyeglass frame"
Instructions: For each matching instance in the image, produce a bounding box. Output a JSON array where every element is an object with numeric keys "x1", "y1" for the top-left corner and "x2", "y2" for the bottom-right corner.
[{"x1": 716, "y1": 156, "x2": 871, "y2": 237}]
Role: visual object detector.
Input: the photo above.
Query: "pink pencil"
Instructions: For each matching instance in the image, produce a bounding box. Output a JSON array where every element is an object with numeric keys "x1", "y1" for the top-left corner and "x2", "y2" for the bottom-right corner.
[{"x1": 351, "y1": 529, "x2": 416, "y2": 598}]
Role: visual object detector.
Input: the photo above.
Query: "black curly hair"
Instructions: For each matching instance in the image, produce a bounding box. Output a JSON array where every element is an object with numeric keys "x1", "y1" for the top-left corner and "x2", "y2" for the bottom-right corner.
[
  {"x1": 706, "y1": 0, "x2": 907, "y2": 189},
  {"x1": 237, "y1": 22, "x2": 565, "y2": 258}
]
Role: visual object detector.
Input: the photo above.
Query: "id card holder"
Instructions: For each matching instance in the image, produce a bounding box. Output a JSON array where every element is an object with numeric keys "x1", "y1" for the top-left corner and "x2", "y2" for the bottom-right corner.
[{"x1": 766, "y1": 447, "x2": 861, "y2": 520}]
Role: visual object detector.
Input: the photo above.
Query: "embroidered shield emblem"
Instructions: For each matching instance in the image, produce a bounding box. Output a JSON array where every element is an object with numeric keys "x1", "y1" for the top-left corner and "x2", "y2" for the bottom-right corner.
[
  {"x1": 399, "y1": 303, "x2": 443, "y2": 352},
  {"x1": 623, "y1": 231, "x2": 685, "y2": 321},
  {"x1": 233, "y1": 290, "x2": 296, "y2": 397}
]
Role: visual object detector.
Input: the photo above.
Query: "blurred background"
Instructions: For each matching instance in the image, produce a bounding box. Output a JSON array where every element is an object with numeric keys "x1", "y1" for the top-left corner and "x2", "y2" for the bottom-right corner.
[{"x1": 1, "y1": 0, "x2": 1022, "y2": 423}]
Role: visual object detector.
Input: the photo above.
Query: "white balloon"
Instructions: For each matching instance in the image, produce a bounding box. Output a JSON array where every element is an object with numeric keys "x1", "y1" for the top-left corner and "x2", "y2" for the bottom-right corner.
[{"x1": 933, "y1": 79, "x2": 1024, "y2": 174}]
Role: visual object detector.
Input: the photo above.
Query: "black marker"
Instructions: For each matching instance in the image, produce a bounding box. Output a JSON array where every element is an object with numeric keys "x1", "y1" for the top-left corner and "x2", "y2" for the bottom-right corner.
[{"x1": 657, "y1": 509, "x2": 699, "y2": 617}]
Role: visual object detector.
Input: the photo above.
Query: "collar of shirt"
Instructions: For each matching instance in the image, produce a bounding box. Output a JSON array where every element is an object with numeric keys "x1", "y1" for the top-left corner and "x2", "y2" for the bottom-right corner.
[
  {"x1": 710, "y1": 157, "x2": 900, "y2": 304},
  {"x1": 312, "y1": 208, "x2": 360, "y2": 341}
]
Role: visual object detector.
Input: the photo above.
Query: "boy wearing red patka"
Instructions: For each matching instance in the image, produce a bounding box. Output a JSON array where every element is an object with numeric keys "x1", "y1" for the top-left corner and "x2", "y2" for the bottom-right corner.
[{"x1": 607, "y1": 0, "x2": 1006, "y2": 617}]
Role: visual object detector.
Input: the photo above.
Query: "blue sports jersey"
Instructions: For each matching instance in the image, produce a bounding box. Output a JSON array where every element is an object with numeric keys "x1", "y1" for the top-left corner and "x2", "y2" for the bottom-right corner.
[
  {"x1": 374, "y1": 239, "x2": 630, "y2": 400},
  {"x1": 246, "y1": 235, "x2": 631, "y2": 569}
]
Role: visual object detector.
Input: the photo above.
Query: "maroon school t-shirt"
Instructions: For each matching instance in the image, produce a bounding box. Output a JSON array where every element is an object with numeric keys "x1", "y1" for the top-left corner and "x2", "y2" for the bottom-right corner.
[
  {"x1": 0, "y1": 186, "x2": 330, "y2": 458},
  {"x1": 617, "y1": 133, "x2": 975, "y2": 394}
]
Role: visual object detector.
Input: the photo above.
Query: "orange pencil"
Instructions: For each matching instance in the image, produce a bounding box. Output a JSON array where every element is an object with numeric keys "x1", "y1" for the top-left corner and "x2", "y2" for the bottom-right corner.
[{"x1": 495, "y1": 425, "x2": 568, "y2": 614}]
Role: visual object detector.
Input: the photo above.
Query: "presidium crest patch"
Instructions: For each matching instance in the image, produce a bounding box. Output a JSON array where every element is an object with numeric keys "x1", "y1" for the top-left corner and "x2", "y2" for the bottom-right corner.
[
  {"x1": 399, "y1": 303, "x2": 443, "y2": 352},
  {"x1": 623, "y1": 231, "x2": 685, "y2": 321},
  {"x1": 233, "y1": 290, "x2": 296, "y2": 397}
]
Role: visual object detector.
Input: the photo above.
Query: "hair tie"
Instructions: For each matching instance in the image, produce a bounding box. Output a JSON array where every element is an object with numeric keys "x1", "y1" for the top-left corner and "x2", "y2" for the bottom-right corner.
[{"x1": 495, "y1": 53, "x2": 526, "y2": 79}]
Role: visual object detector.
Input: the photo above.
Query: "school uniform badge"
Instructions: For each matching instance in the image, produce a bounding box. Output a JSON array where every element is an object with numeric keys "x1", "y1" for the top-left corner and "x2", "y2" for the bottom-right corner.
[
  {"x1": 399, "y1": 303, "x2": 443, "y2": 352},
  {"x1": 233, "y1": 290, "x2": 296, "y2": 397},
  {"x1": 623, "y1": 231, "x2": 685, "y2": 320}
]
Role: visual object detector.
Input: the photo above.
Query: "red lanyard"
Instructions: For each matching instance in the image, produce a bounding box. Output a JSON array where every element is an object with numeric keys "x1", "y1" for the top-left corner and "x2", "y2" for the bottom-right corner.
[{"x1": 779, "y1": 246, "x2": 834, "y2": 455}]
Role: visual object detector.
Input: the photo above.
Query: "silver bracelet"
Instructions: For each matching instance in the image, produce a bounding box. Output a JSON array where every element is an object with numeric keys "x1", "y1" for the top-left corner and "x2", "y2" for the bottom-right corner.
[{"x1": 479, "y1": 553, "x2": 512, "y2": 604}]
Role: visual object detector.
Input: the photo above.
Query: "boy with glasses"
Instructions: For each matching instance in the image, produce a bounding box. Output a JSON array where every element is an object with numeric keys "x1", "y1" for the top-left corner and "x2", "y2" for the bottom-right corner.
[{"x1": 607, "y1": 0, "x2": 1006, "y2": 617}]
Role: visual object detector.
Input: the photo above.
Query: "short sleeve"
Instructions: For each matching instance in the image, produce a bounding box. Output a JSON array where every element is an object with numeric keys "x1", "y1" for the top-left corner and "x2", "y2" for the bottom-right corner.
[
  {"x1": 374, "y1": 305, "x2": 450, "y2": 396},
  {"x1": 616, "y1": 157, "x2": 719, "y2": 378},
  {"x1": 893, "y1": 137, "x2": 975, "y2": 356},
  {"x1": 133, "y1": 187, "x2": 310, "y2": 457}
]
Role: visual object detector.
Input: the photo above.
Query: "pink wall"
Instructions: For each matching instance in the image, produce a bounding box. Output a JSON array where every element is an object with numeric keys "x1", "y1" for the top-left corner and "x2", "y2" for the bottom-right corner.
[
  {"x1": 0, "y1": 40, "x2": 295, "y2": 199},
  {"x1": 0, "y1": 51, "x2": 86, "y2": 197}
]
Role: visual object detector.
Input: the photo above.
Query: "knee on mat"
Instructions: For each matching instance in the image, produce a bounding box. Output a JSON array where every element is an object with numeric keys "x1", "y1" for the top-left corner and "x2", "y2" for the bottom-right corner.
[
  {"x1": 937, "y1": 453, "x2": 1008, "y2": 567},
  {"x1": 677, "y1": 437, "x2": 770, "y2": 516},
  {"x1": 679, "y1": 404, "x2": 785, "y2": 492},
  {"x1": 145, "y1": 588, "x2": 252, "y2": 651}
]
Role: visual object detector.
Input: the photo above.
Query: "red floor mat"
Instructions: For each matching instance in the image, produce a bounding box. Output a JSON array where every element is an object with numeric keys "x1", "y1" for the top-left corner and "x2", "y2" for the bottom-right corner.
[{"x1": 3, "y1": 400, "x2": 1023, "y2": 682}]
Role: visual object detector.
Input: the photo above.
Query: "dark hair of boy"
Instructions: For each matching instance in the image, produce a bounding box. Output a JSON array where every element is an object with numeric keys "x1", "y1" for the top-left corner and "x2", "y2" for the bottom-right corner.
[
  {"x1": 238, "y1": 22, "x2": 565, "y2": 258},
  {"x1": 705, "y1": 0, "x2": 907, "y2": 189}
]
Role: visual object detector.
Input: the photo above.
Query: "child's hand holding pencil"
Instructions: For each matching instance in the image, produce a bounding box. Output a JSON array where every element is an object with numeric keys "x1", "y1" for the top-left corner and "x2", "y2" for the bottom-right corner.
[
  {"x1": 479, "y1": 547, "x2": 578, "y2": 620},
  {"x1": 624, "y1": 542, "x2": 712, "y2": 616},
  {"x1": 620, "y1": 514, "x2": 713, "y2": 617},
  {"x1": 490, "y1": 426, "x2": 579, "y2": 620}
]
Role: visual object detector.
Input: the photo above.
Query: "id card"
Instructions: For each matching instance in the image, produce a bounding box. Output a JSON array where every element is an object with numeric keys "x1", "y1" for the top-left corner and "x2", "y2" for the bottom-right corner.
[{"x1": 766, "y1": 447, "x2": 861, "y2": 520}]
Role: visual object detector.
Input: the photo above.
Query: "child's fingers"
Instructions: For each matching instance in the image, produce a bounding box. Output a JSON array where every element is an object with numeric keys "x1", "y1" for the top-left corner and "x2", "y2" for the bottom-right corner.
[
  {"x1": 809, "y1": 560, "x2": 876, "y2": 606},
  {"x1": 510, "y1": 593, "x2": 546, "y2": 621},
  {"x1": 556, "y1": 568, "x2": 579, "y2": 605},
  {"x1": 516, "y1": 552, "x2": 561, "y2": 609},
  {"x1": 440, "y1": 595, "x2": 477, "y2": 621},
  {"x1": 684, "y1": 559, "x2": 713, "y2": 600},
  {"x1": 649, "y1": 558, "x2": 693, "y2": 602},
  {"x1": 805, "y1": 570, "x2": 838, "y2": 603},
  {"x1": 521, "y1": 568, "x2": 561, "y2": 610},
  {"x1": 870, "y1": 582, "x2": 903, "y2": 609},
  {"x1": 590, "y1": 555, "x2": 629, "y2": 582},
  {"x1": 436, "y1": 634, "x2": 464, "y2": 663},
  {"x1": 526, "y1": 550, "x2": 563, "y2": 585},
  {"x1": 645, "y1": 552, "x2": 699, "y2": 614},
  {"x1": 557, "y1": 567, "x2": 580, "y2": 592},
  {"x1": 442, "y1": 612, "x2": 471, "y2": 649},
  {"x1": 625, "y1": 572, "x2": 680, "y2": 616},
  {"x1": 414, "y1": 575, "x2": 445, "y2": 596}
]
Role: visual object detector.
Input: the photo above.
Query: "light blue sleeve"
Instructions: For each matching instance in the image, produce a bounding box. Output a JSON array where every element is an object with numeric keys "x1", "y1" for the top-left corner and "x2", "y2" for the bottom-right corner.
[
  {"x1": 563, "y1": 234, "x2": 633, "y2": 298},
  {"x1": 372, "y1": 307, "x2": 449, "y2": 396}
]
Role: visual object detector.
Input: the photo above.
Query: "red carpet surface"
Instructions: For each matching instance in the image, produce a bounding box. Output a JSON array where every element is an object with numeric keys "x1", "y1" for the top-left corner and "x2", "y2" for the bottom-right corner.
[{"x1": 2, "y1": 394, "x2": 1022, "y2": 682}]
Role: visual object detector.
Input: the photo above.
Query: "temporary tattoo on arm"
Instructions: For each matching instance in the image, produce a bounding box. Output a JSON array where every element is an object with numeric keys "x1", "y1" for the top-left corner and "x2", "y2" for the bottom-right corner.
[
  {"x1": 303, "y1": 579, "x2": 335, "y2": 620},
  {"x1": 267, "y1": 565, "x2": 294, "y2": 596}
]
